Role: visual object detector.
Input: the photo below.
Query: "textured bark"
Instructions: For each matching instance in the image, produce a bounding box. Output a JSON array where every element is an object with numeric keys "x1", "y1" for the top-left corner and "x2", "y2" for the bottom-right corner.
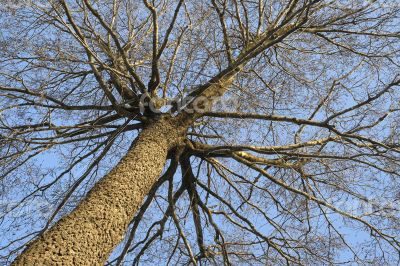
[{"x1": 13, "y1": 116, "x2": 185, "y2": 265}]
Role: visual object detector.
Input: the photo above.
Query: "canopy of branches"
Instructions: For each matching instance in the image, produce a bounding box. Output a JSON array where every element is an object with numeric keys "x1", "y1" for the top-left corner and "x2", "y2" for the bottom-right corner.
[{"x1": 1, "y1": 0, "x2": 400, "y2": 265}]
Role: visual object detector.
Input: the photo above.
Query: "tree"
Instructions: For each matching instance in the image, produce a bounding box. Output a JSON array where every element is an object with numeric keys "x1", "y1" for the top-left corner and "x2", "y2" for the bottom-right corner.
[{"x1": 1, "y1": 0, "x2": 400, "y2": 265}]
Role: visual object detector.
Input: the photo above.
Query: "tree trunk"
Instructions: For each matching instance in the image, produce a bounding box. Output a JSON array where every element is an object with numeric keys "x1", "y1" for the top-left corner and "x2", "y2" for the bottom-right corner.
[{"x1": 13, "y1": 116, "x2": 184, "y2": 265}]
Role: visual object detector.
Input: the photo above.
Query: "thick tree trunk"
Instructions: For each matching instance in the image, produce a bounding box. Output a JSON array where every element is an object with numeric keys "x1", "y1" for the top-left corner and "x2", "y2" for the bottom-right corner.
[{"x1": 13, "y1": 116, "x2": 184, "y2": 265}]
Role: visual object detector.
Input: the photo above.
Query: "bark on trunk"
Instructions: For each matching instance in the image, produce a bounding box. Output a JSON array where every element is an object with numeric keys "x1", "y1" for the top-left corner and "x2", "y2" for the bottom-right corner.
[{"x1": 13, "y1": 116, "x2": 184, "y2": 265}]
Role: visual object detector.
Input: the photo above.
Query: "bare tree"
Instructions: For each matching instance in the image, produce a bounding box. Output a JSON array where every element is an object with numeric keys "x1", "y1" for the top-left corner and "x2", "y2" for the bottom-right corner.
[{"x1": 1, "y1": 0, "x2": 400, "y2": 265}]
